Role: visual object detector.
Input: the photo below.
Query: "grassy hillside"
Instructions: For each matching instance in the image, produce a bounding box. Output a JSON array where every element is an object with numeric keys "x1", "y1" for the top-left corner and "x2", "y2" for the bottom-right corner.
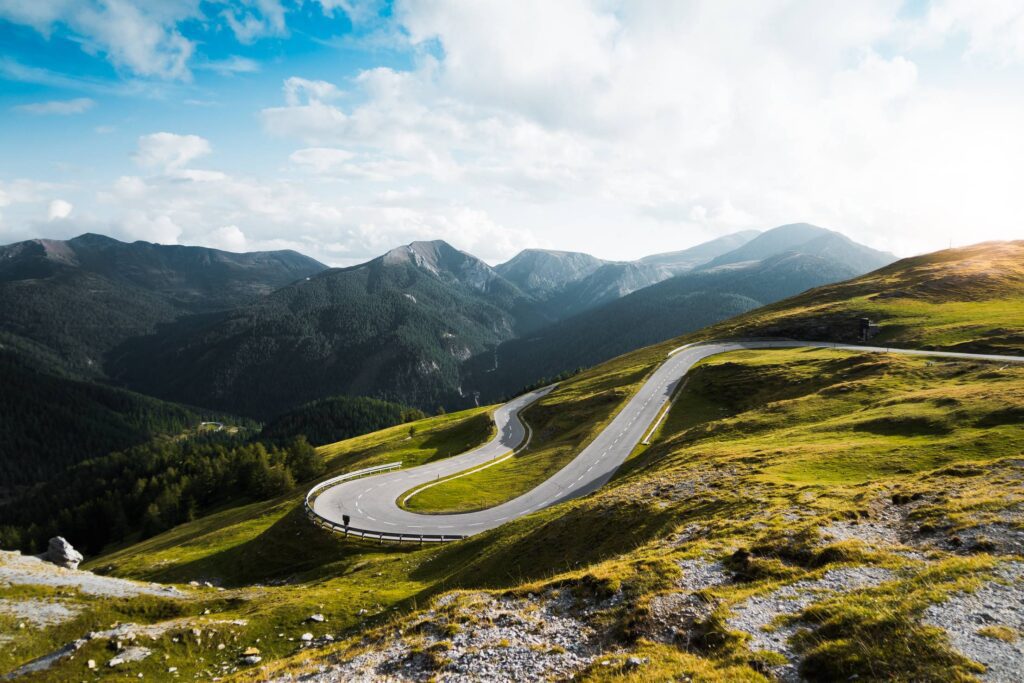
[
  {"x1": 255, "y1": 346, "x2": 1023, "y2": 682},
  {"x1": 4, "y1": 241, "x2": 1023, "y2": 681},
  {"x1": 706, "y1": 240, "x2": 1024, "y2": 354},
  {"x1": 92, "y1": 406, "x2": 495, "y2": 585}
]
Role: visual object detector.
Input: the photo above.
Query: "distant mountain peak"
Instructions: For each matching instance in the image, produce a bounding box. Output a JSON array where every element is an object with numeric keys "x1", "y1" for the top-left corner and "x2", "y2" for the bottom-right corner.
[
  {"x1": 382, "y1": 239, "x2": 459, "y2": 274},
  {"x1": 638, "y1": 230, "x2": 761, "y2": 269},
  {"x1": 698, "y1": 223, "x2": 894, "y2": 274},
  {"x1": 380, "y1": 239, "x2": 503, "y2": 293},
  {"x1": 495, "y1": 248, "x2": 608, "y2": 297},
  {"x1": 69, "y1": 232, "x2": 120, "y2": 245}
]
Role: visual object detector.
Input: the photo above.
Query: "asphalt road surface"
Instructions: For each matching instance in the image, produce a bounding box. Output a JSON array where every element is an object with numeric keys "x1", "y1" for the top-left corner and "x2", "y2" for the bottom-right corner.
[{"x1": 312, "y1": 340, "x2": 1024, "y2": 540}]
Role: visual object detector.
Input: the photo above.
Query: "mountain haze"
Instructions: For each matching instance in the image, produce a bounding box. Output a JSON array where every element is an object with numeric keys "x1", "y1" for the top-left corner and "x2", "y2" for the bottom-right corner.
[
  {"x1": 470, "y1": 246, "x2": 880, "y2": 399},
  {"x1": 495, "y1": 249, "x2": 608, "y2": 297},
  {"x1": 519, "y1": 229, "x2": 761, "y2": 319},
  {"x1": 638, "y1": 229, "x2": 760, "y2": 269},
  {"x1": 698, "y1": 223, "x2": 893, "y2": 273}
]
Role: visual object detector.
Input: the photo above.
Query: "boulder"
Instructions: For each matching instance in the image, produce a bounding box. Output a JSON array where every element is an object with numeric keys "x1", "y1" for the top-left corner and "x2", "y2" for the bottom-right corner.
[{"x1": 44, "y1": 537, "x2": 83, "y2": 570}]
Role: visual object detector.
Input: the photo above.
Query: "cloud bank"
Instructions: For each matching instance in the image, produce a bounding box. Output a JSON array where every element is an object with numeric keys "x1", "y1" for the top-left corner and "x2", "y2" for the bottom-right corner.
[{"x1": 2, "y1": 1, "x2": 1024, "y2": 265}]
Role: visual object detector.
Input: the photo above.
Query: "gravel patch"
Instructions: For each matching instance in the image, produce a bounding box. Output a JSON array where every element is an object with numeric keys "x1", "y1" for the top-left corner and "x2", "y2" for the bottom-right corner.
[
  {"x1": 0, "y1": 550, "x2": 185, "y2": 599},
  {"x1": 821, "y1": 493, "x2": 920, "y2": 549},
  {"x1": 948, "y1": 524, "x2": 1024, "y2": 556},
  {"x1": 643, "y1": 558, "x2": 730, "y2": 645},
  {"x1": 676, "y1": 558, "x2": 731, "y2": 591},
  {"x1": 0, "y1": 598, "x2": 81, "y2": 627},
  {"x1": 923, "y1": 562, "x2": 1024, "y2": 682},
  {"x1": 727, "y1": 566, "x2": 895, "y2": 682},
  {"x1": 646, "y1": 592, "x2": 714, "y2": 646},
  {"x1": 822, "y1": 519, "x2": 903, "y2": 546},
  {"x1": 107, "y1": 646, "x2": 152, "y2": 667},
  {"x1": 272, "y1": 588, "x2": 616, "y2": 682}
]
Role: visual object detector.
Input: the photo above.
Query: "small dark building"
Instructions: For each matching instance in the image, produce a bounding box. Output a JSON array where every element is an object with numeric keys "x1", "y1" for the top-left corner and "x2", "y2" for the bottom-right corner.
[{"x1": 859, "y1": 318, "x2": 881, "y2": 342}]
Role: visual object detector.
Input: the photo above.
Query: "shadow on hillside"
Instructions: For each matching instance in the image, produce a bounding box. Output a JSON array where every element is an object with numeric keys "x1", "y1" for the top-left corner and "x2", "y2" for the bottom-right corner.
[
  {"x1": 410, "y1": 496, "x2": 680, "y2": 590},
  {"x1": 147, "y1": 503, "x2": 406, "y2": 587},
  {"x1": 419, "y1": 412, "x2": 494, "y2": 464},
  {"x1": 854, "y1": 415, "x2": 952, "y2": 436}
]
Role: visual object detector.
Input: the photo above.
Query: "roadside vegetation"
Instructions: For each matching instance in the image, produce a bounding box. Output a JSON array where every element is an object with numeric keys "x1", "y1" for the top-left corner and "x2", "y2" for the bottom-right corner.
[{"x1": 400, "y1": 352, "x2": 657, "y2": 513}]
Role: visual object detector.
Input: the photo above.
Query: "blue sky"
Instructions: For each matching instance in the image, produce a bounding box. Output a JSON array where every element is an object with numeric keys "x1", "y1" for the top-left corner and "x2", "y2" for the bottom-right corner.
[
  {"x1": 1, "y1": 1, "x2": 1023, "y2": 265},
  {"x1": 1, "y1": 2, "x2": 401, "y2": 182}
]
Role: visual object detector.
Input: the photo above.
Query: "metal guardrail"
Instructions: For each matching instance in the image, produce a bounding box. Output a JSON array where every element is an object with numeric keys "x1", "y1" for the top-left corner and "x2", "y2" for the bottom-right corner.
[{"x1": 304, "y1": 461, "x2": 468, "y2": 544}]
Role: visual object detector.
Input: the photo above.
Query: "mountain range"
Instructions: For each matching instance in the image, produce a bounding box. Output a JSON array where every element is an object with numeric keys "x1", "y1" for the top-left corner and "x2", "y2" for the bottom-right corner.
[
  {"x1": 0, "y1": 233, "x2": 326, "y2": 377},
  {"x1": 0, "y1": 223, "x2": 894, "y2": 419}
]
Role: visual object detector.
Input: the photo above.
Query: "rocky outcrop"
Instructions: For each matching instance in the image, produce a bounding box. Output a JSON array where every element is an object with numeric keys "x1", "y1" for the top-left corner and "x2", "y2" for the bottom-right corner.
[{"x1": 42, "y1": 537, "x2": 83, "y2": 570}]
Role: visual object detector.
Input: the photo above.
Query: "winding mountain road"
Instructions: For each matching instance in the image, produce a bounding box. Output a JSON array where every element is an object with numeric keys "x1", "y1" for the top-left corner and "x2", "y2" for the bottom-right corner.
[{"x1": 310, "y1": 340, "x2": 1024, "y2": 541}]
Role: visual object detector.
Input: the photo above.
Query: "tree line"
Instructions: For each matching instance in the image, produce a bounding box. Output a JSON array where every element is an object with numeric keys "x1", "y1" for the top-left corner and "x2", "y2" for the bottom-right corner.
[{"x1": 0, "y1": 434, "x2": 323, "y2": 556}]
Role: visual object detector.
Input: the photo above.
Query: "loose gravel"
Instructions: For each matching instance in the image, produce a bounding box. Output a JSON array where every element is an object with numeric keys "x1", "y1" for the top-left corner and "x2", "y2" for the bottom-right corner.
[
  {"x1": 923, "y1": 562, "x2": 1024, "y2": 682},
  {"x1": 272, "y1": 588, "x2": 616, "y2": 682},
  {"x1": 727, "y1": 566, "x2": 896, "y2": 682}
]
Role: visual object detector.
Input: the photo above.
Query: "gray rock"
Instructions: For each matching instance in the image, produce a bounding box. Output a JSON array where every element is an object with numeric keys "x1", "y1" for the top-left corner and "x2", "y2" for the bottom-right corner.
[
  {"x1": 43, "y1": 537, "x2": 83, "y2": 570},
  {"x1": 107, "y1": 646, "x2": 151, "y2": 667}
]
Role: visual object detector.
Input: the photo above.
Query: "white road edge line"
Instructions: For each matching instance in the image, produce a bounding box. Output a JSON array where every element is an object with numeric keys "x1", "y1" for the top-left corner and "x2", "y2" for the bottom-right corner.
[
  {"x1": 398, "y1": 410, "x2": 537, "y2": 507},
  {"x1": 640, "y1": 377, "x2": 688, "y2": 446}
]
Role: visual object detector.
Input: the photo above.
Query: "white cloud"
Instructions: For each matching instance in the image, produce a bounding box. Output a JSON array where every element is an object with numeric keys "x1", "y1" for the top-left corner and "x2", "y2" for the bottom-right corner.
[
  {"x1": 253, "y1": 0, "x2": 1024, "y2": 259},
  {"x1": 289, "y1": 147, "x2": 355, "y2": 173},
  {"x1": 14, "y1": 97, "x2": 95, "y2": 115},
  {"x1": 79, "y1": 161, "x2": 534, "y2": 264},
  {"x1": 0, "y1": 1, "x2": 201, "y2": 80},
  {"x1": 121, "y1": 212, "x2": 183, "y2": 244},
  {"x1": 8, "y1": 1, "x2": 1024, "y2": 263},
  {"x1": 315, "y1": 0, "x2": 386, "y2": 24},
  {"x1": 0, "y1": 179, "x2": 56, "y2": 206},
  {"x1": 222, "y1": 0, "x2": 287, "y2": 44},
  {"x1": 133, "y1": 132, "x2": 211, "y2": 171},
  {"x1": 205, "y1": 224, "x2": 249, "y2": 251},
  {"x1": 47, "y1": 199, "x2": 73, "y2": 220},
  {"x1": 283, "y1": 77, "x2": 342, "y2": 106},
  {"x1": 197, "y1": 55, "x2": 261, "y2": 75},
  {"x1": 920, "y1": 0, "x2": 1024, "y2": 64},
  {"x1": 0, "y1": 0, "x2": 287, "y2": 80}
]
